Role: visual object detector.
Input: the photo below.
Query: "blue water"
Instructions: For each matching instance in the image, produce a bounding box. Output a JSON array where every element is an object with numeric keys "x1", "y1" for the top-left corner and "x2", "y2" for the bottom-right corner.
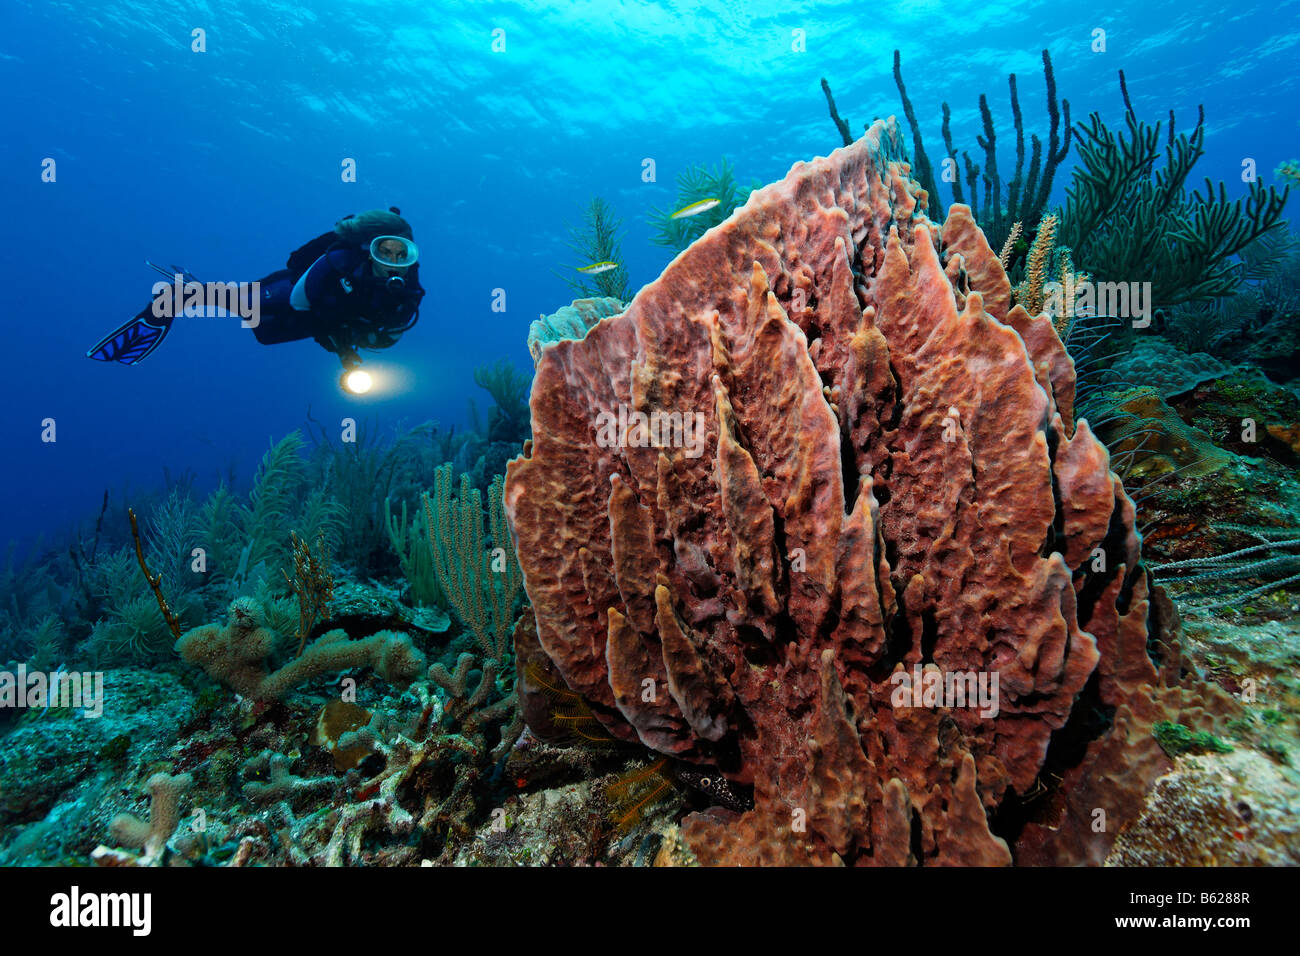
[{"x1": 1, "y1": 0, "x2": 1296, "y2": 554}]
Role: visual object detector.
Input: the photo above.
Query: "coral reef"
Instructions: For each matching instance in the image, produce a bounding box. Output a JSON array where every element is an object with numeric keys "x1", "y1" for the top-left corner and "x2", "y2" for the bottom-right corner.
[
  {"x1": 1107, "y1": 750, "x2": 1300, "y2": 865},
  {"x1": 1103, "y1": 338, "x2": 1231, "y2": 398},
  {"x1": 5, "y1": 49, "x2": 1298, "y2": 873},
  {"x1": 1074, "y1": 340, "x2": 1300, "y2": 607},
  {"x1": 0, "y1": 669, "x2": 199, "y2": 849},
  {"x1": 1162, "y1": 229, "x2": 1300, "y2": 381},
  {"x1": 451, "y1": 760, "x2": 685, "y2": 865},
  {"x1": 1153, "y1": 720, "x2": 1233, "y2": 757},
  {"x1": 505, "y1": 117, "x2": 1226, "y2": 865},
  {"x1": 384, "y1": 497, "x2": 449, "y2": 611},
  {"x1": 325, "y1": 580, "x2": 449, "y2": 636},
  {"x1": 1093, "y1": 386, "x2": 1232, "y2": 481},
  {"x1": 281, "y1": 531, "x2": 336, "y2": 655}
]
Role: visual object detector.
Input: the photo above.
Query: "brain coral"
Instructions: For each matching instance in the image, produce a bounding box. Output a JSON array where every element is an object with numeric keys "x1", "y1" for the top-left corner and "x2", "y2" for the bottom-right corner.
[{"x1": 505, "y1": 118, "x2": 1230, "y2": 865}]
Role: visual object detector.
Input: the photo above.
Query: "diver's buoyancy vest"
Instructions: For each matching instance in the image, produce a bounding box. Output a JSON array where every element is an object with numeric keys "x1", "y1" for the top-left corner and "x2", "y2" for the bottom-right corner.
[
  {"x1": 286, "y1": 230, "x2": 341, "y2": 279},
  {"x1": 318, "y1": 248, "x2": 424, "y2": 344}
]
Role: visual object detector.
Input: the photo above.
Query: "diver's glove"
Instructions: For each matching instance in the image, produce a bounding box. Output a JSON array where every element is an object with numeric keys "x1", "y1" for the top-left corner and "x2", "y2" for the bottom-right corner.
[{"x1": 337, "y1": 343, "x2": 362, "y2": 371}]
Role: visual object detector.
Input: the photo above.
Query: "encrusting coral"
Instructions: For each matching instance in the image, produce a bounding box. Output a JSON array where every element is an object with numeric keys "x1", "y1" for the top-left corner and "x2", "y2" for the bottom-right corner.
[
  {"x1": 528, "y1": 297, "x2": 626, "y2": 366},
  {"x1": 505, "y1": 116, "x2": 1236, "y2": 865}
]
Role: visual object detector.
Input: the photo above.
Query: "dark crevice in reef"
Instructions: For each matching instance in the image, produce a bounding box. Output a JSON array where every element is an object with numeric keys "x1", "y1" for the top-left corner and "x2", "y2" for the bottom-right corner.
[
  {"x1": 954, "y1": 266, "x2": 970, "y2": 297},
  {"x1": 822, "y1": 584, "x2": 844, "y2": 645},
  {"x1": 1145, "y1": 575, "x2": 1180, "y2": 674},
  {"x1": 865, "y1": 363, "x2": 906, "y2": 513},
  {"x1": 700, "y1": 730, "x2": 748, "y2": 780},
  {"x1": 1074, "y1": 496, "x2": 1141, "y2": 628},
  {"x1": 850, "y1": 241, "x2": 870, "y2": 291},
  {"x1": 737, "y1": 625, "x2": 781, "y2": 666},
  {"x1": 919, "y1": 607, "x2": 939, "y2": 664},
  {"x1": 805, "y1": 313, "x2": 825, "y2": 359},
  {"x1": 990, "y1": 668, "x2": 1116, "y2": 852},
  {"x1": 1040, "y1": 422, "x2": 1066, "y2": 559},
  {"x1": 771, "y1": 610, "x2": 800, "y2": 651},
  {"x1": 874, "y1": 465, "x2": 892, "y2": 505},
  {"x1": 1114, "y1": 561, "x2": 1141, "y2": 618},
  {"x1": 883, "y1": 363, "x2": 906, "y2": 431},
  {"x1": 869, "y1": 571, "x2": 913, "y2": 682},
  {"x1": 841, "y1": 429, "x2": 862, "y2": 513},
  {"x1": 770, "y1": 511, "x2": 791, "y2": 601},
  {"x1": 738, "y1": 608, "x2": 802, "y2": 663},
  {"x1": 909, "y1": 807, "x2": 925, "y2": 866}
]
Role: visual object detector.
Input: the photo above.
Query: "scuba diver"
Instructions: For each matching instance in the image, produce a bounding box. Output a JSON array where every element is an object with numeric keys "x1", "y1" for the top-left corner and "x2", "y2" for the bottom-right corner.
[{"x1": 87, "y1": 207, "x2": 424, "y2": 377}]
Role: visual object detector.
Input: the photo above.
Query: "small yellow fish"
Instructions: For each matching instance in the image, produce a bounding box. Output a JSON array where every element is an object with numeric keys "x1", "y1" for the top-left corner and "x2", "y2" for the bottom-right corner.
[
  {"x1": 577, "y1": 261, "x2": 620, "y2": 274},
  {"x1": 670, "y1": 198, "x2": 721, "y2": 219}
]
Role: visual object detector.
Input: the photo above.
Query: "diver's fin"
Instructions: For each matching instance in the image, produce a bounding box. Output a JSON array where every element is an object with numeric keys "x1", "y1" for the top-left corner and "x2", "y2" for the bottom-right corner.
[
  {"x1": 87, "y1": 260, "x2": 201, "y2": 364},
  {"x1": 145, "y1": 260, "x2": 200, "y2": 284},
  {"x1": 86, "y1": 308, "x2": 173, "y2": 365}
]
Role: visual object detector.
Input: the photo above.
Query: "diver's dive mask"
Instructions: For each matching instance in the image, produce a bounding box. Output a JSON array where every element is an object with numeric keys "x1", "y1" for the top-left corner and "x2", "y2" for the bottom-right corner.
[{"x1": 369, "y1": 235, "x2": 419, "y2": 291}]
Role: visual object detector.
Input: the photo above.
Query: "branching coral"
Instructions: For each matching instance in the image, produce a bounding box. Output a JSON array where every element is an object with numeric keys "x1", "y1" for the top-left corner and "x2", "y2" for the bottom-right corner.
[
  {"x1": 1014, "y1": 212, "x2": 1057, "y2": 314},
  {"x1": 0, "y1": 541, "x2": 65, "y2": 660},
  {"x1": 557, "y1": 197, "x2": 631, "y2": 300},
  {"x1": 825, "y1": 49, "x2": 1069, "y2": 252},
  {"x1": 236, "y1": 432, "x2": 309, "y2": 574},
  {"x1": 281, "y1": 532, "x2": 335, "y2": 656},
  {"x1": 505, "y1": 117, "x2": 1233, "y2": 865},
  {"x1": 129, "y1": 507, "x2": 184, "y2": 645},
  {"x1": 1008, "y1": 212, "x2": 1090, "y2": 338},
  {"x1": 94, "y1": 772, "x2": 193, "y2": 866},
  {"x1": 1151, "y1": 522, "x2": 1300, "y2": 609},
  {"x1": 1060, "y1": 72, "x2": 1290, "y2": 310},
  {"x1": 175, "y1": 597, "x2": 426, "y2": 701},
  {"x1": 21, "y1": 615, "x2": 64, "y2": 671},
  {"x1": 144, "y1": 488, "x2": 200, "y2": 597},
  {"x1": 472, "y1": 358, "x2": 532, "y2": 445},
  {"x1": 422, "y1": 466, "x2": 524, "y2": 760},
  {"x1": 1162, "y1": 291, "x2": 1263, "y2": 354},
  {"x1": 384, "y1": 497, "x2": 447, "y2": 609},
  {"x1": 300, "y1": 420, "x2": 424, "y2": 574},
  {"x1": 648, "y1": 158, "x2": 759, "y2": 251},
  {"x1": 998, "y1": 221, "x2": 1022, "y2": 269},
  {"x1": 424, "y1": 467, "x2": 520, "y2": 666},
  {"x1": 1160, "y1": 228, "x2": 1300, "y2": 359}
]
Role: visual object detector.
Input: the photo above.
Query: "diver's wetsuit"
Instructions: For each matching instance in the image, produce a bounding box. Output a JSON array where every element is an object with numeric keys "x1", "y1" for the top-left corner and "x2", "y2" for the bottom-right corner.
[
  {"x1": 253, "y1": 244, "x2": 424, "y2": 357},
  {"x1": 87, "y1": 226, "x2": 423, "y2": 367}
]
